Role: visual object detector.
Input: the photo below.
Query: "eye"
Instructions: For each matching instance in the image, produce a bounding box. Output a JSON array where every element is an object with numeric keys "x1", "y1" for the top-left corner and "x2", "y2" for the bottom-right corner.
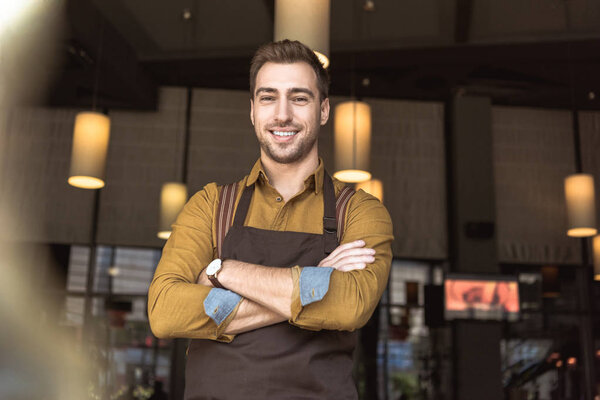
[{"x1": 293, "y1": 96, "x2": 308, "y2": 103}]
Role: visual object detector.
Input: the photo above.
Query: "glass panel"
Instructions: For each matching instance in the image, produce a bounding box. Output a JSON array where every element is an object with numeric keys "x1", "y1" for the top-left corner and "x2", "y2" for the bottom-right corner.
[
  {"x1": 67, "y1": 246, "x2": 89, "y2": 292},
  {"x1": 389, "y1": 259, "x2": 430, "y2": 306},
  {"x1": 64, "y1": 245, "x2": 171, "y2": 398},
  {"x1": 111, "y1": 247, "x2": 161, "y2": 295},
  {"x1": 380, "y1": 259, "x2": 438, "y2": 399}
]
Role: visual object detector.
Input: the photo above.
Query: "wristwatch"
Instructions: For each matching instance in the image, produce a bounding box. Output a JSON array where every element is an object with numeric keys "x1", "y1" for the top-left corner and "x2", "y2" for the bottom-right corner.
[{"x1": 205, "y1": 258, "x2": 225, "y2": 289}]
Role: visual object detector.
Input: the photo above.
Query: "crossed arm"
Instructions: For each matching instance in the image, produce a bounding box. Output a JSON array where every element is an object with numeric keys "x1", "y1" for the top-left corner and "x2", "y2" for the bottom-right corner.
[
  {"x1": 147, "y1": 183, "x2": 393, "y2": 341},
  {"x1": 198, "y1": 240, "x2": 377, "y2": 335}
]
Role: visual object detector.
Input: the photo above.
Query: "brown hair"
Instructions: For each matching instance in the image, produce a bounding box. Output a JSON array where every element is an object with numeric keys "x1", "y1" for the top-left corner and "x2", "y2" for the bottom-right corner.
[{"x1": 249, "y1": 40, "x2": 330, "y2": 102}]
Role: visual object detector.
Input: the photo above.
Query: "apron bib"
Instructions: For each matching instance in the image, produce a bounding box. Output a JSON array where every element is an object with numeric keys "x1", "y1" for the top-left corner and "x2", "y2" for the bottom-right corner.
[{"x1": 185, "y1": 173, "x2": 357, "y2": 400}]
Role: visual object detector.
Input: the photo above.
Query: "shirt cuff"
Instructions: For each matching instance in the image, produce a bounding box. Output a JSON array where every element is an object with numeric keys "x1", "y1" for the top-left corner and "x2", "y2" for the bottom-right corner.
[
  {"x1": 299, "y1": 266, "x2": 333, "y2": 306},
  {"x1": 203, "y1": 288, "x2": 242, "y2": 326}
]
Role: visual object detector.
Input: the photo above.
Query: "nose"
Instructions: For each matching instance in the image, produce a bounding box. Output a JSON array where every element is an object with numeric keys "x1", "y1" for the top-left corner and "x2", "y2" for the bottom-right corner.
[{"x1": 274, "y1": 99, "x2": 292, "y2": 124}]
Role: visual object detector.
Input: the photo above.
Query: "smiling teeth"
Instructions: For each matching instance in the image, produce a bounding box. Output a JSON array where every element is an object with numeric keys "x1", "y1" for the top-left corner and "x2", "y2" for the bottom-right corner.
[{"x1": 272, "y1": 131, "x2": 297, "y2": 136}]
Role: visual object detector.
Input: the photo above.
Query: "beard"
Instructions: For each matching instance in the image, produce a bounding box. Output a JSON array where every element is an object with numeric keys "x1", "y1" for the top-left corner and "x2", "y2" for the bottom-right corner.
[{"x1": 257, "y1": 124, "x2": 318, "y2": 164}]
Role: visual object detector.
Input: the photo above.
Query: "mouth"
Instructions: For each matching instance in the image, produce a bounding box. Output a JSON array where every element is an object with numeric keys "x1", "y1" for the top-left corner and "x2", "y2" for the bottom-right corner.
[{"x1": 269, "y1": 129, "x2": 298, "y2": 140}]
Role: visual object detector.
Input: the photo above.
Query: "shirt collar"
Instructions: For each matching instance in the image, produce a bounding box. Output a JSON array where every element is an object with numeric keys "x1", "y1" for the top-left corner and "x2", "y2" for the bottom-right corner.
[{"x1": 246, "y1": 158, "x2": 325, "y2": 194}]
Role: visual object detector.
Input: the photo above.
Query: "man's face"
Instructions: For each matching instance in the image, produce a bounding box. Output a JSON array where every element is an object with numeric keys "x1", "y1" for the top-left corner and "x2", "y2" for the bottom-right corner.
[{"x1": 250, "y1": 62, "x2": 329, "y2": 165}]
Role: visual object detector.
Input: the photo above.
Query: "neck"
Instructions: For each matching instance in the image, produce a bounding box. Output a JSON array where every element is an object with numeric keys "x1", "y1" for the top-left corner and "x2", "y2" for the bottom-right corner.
[{"x1": 260, "y1": 148, "x2": 319, "y2": 202}]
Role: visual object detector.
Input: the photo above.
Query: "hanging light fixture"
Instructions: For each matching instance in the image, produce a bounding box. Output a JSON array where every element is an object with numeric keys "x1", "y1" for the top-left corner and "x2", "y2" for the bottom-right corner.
[
  {"x1": 68, "y1": 25, "x2": 110, "y2": 190},
  {"x1": 68, "y1": 112, "x2": 110, "y2": 189},
  {"x1": 274, "y1": 0, "x2": 331, "y2": 68},
  {"x1": 564, "y1": 173, "x2": 597, "y2": 237},
  {"x1": 158, "y1": 88, "x2": 192, "y2": 240},
  {"x1": 593, "y1": 235, "x2": 600, "y2": 281},
  {"x1": 333, "y1": 101, "x2": 372, "y2": 183},
  {"x1": 157, "y1": 182, "x2": 188, "y2": 240},
  {"x1": 356, "y1": 178, "x2": 383, "y2": 201}
]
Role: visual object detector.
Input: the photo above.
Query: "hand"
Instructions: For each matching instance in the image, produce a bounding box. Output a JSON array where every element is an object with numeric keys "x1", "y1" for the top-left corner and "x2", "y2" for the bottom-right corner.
[
  {"x1": 196, "y1": 268, "x2": 213, "y2": 287},
  {"x1": 317, "y1": 240, "x2": 376, "y2": 272}
]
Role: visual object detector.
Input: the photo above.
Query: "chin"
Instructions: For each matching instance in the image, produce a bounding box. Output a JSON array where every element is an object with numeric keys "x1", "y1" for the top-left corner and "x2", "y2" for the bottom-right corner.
[{"x1": 267, "y1": 153, "x2": 304, "y2": 165}]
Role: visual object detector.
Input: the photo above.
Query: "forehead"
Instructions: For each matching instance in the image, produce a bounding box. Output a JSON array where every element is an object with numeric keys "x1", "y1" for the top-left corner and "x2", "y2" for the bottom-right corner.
[{"x1": 254, "y1": 62, "x2": 318, "y2": 93}]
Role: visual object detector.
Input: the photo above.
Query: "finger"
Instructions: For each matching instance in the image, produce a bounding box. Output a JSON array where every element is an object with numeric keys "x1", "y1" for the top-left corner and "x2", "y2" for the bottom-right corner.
[
  {"x1": 331, "y1": 253, "x2": 375, "y2": 267},
  {"x1": 337, "y1": 263, "x2": 367, "y2": 272},
  {"x1": 329, "y1": 254, "x2": 375, "y2": 270},
  {"x1": 326, "y1": 240, "x2": 365, "y2": 260},
  {"x1": 332, "y1": 248, "x2": 375, "y2": 260},
  {"x1": 322, "y1": 250, "x2": 374, "y2": 268},
  {"x1": 326, "y1": 246, "x2": 374, "y2": 266},
  {"x1": 318, "y1": 241, "x2": 367, "y2": 266}
]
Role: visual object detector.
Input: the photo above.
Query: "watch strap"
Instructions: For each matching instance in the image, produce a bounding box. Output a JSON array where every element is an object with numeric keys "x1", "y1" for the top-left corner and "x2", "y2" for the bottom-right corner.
[{"x1": 208, "y1": 273, "x2": 225, "y2": 289}]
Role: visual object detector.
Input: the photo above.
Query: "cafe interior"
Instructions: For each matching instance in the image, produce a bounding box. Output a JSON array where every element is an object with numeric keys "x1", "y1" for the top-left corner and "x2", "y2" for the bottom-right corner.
[{"x1": 1, "y1": 0, "x2": 600, "y2": 399}]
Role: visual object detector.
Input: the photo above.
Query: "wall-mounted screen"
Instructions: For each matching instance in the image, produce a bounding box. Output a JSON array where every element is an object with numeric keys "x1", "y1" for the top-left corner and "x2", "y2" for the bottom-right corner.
[{"x1": 444, "y1": 274, "x2": 520, "y2": 321}]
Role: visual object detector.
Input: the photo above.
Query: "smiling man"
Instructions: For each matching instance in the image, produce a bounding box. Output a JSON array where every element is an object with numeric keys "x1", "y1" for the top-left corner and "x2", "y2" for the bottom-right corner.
[{"x1": 148, "y1": 40, "x2": 393, "y2": 400}]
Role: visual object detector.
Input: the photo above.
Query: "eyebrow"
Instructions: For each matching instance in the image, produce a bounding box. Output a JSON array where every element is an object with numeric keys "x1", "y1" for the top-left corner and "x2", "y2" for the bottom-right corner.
[{"x1": 255, "y1": 87, "x2": 315, "y2": 99}]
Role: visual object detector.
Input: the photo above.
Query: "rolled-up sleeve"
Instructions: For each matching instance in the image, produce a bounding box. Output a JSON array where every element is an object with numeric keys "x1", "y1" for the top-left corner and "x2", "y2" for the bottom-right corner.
[
  {"x1": 147, "y1": 183, "x2": 238, "y2": 343},
  {"x1": 204, "y1": 288, "x2": 243, "y2": 325},
  {"x1": 289, "y1": 190, "x2": 394, "y2": 332},
  {"x1": 298, "y1": 267, "x2": 334, "y2": 306}
]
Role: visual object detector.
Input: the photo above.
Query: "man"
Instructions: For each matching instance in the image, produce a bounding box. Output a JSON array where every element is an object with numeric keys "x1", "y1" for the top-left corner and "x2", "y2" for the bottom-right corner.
[{"x1": 148, "y1": 40, "x2": 393, "y2": 399}]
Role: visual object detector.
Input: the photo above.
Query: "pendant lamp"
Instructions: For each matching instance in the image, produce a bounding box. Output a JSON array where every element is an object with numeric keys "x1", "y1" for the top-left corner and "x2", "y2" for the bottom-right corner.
[
  {"x1": 68, "y1": 111, "x2": 110, "y2": 189},
  {"x1": 356, "y1": 178, "x2": 383, "y2": 201},
  {"x1": 157, "y1": 182, "x2": 188, "y2": 240},
  {"x1": 564, "y1": 173, "x2": 597, "y2": 237},
  {"x1": 158, "y1": 88, "x2": 192, "y2": 240},
  {"x1": 274, "y1": 0, "x2": 330, "y2": 68},
  {"x1": 333, "y1": 101, "x2": 372, "y2": 183},
  {"x1": 593, "y1": 235, "x2": 600, "y2": 281}
]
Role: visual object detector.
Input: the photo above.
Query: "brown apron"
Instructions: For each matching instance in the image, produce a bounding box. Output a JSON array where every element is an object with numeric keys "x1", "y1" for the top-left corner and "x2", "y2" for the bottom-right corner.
[{"x1": 185, "y1": 173, "x2": 358, "y2": 400}]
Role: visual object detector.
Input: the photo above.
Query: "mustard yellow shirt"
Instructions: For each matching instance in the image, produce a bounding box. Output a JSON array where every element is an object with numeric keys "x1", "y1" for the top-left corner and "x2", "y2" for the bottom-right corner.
[{"x1": 148, "y1": 159, "x2": 394, "y2": 342}]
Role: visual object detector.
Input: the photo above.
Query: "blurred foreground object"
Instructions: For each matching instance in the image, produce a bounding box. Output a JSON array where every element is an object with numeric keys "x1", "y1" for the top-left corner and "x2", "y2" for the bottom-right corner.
[{"x1": 0, "y1": 1, "x2": 91, "y2": 399}]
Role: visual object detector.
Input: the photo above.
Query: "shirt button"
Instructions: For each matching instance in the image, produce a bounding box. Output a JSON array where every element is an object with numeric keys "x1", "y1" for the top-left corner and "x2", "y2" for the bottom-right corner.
[{"x1": 276, "y1": 196, "x2": 282, "y2": 202}]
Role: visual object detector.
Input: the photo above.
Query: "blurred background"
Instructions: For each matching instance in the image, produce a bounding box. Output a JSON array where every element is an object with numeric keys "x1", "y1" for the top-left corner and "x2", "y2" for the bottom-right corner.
[{"x1": 1, "y1": 0, "x2": 600, "y2": 399}]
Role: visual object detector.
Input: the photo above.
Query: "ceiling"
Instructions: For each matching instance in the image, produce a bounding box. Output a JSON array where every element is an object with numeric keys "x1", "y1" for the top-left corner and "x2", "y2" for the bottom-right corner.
[{"x1": 48, "y1": 0, "x2": 600, "y2": 111}]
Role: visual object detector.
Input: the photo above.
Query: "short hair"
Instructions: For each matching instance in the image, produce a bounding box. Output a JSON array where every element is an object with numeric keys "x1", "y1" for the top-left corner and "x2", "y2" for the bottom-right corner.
[{"x1": 249, "y1": 40, "x2": 330, "y2": 102}]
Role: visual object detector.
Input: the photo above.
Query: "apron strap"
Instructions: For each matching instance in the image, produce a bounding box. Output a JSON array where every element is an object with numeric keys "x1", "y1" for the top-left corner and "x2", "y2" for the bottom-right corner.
[
  {"x1": 232, "y1": 183, "x2": 254, "y2": 227},
  {"x1": 335, "y1": 185, "x2": 355, "y2": 243},
  {"x1": 216, "y1": 183, "x2": 239, "y2": 258},
  {"x1": 220, "y1": 173, "x2": 355, "y2": 256},
  {"x1": 323, "y1": 172, "x2": 339, "y2": 255}
]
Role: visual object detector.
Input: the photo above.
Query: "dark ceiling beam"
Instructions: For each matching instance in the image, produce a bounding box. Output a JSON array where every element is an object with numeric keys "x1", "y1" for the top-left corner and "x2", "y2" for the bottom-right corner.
[
  {"x1": 263, "y1": 0, "x2": 275, "y2": 23},
  {"x1": 455, "y1": 0, "x2": 473, "y2": 44},
  {"x1": 141, "y1": 39, "x2": 600, "y2": 111},
  {"x1": 47, "y1": 0, "x2": 158, "y2": 110}
]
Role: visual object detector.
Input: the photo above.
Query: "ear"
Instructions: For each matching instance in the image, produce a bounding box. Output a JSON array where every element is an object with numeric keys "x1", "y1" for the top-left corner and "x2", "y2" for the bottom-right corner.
[
  {"x1": 320, "y1": 98, "x2": 330, "y2": 126},
  {"x1": 250, "y1": 98, "x2": 255, "y2": 126}
]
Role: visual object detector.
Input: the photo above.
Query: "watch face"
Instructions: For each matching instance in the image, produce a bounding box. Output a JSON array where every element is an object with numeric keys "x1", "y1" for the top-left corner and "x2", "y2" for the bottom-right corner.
[{"x1": 206, "y1": 259, "x2": 221, "y2": 275}]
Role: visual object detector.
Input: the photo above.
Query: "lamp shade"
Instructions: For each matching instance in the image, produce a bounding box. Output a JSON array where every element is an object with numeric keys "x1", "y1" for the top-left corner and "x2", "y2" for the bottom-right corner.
[
  {"x1": 333, "y1": 101, "x2": 372, "y2": 183},
  {"x1": 593, "y1": 235, "x2": 600, "y2": 281},
  {"x1": 274, "y1": 0, "x2": 330, "y2": 68},
  {"x1": 158, "y1": 182, "x2": 188, "y2": 240},
  {"x1": 68, "y1": 111, "x2": 110, "y2": 189},
  {"x1": 356, "y1": 179, "x2": 383, "y2": 202},
  {"x1": 564, "y1": 173, "x2": 597, "y2": 237}
]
